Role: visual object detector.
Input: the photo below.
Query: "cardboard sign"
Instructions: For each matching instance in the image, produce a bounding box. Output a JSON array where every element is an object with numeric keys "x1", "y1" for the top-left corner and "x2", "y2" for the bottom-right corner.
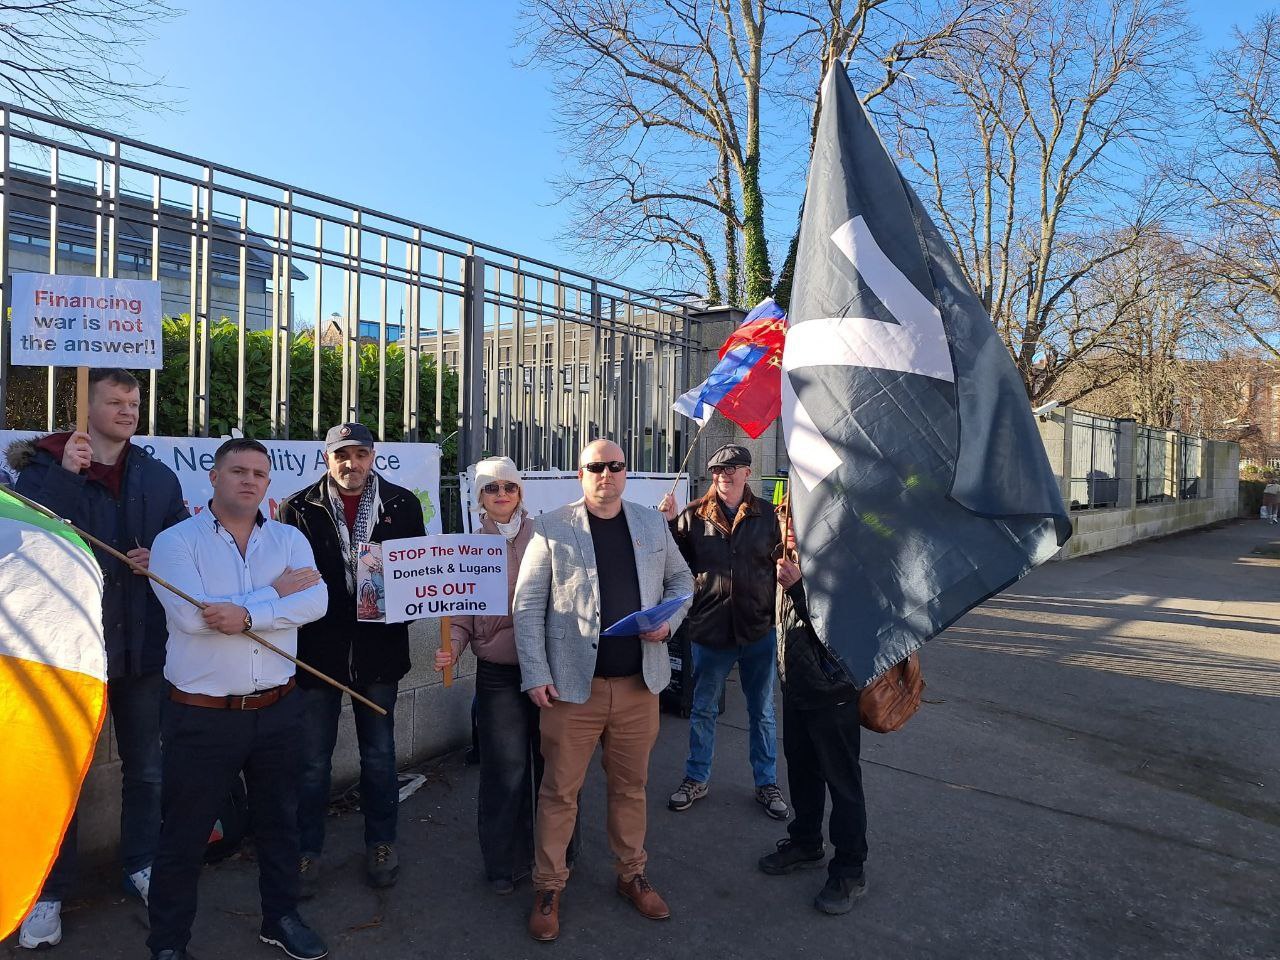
[
  {"x1": 9, "y1": 274, "x2": 163, "y2": 368},
  {"x1": 382, "y1": 534, "x2": 508, "y2": 623}
]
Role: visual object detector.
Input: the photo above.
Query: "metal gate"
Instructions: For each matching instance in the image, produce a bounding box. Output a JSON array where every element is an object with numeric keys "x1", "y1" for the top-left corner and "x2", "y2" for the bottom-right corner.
[{"x1": 0, "y1": 102, "x2": 701, "y2": 476}]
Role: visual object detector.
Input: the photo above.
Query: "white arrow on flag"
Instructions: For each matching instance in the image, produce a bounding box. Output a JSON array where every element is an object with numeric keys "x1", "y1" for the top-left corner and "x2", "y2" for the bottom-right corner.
[{"x1": 782, "y1": 215, "x2": 955, "y2": 491}]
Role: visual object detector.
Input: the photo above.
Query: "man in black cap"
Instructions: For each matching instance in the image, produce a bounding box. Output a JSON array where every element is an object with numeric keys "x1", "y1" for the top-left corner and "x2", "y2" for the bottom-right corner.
[
  {"x1": 277, "y1": 423, "x2": 426, "y2": 893},
  {"x1": 658, "y1": 443, "x2": 787, "y2": 820}
]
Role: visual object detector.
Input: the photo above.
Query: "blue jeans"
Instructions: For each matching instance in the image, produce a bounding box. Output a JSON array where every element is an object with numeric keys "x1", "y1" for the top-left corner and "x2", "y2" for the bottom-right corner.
[
  {"x1": 685, "y1": 631, "x2": 778, "y2": 787},
  {"x1": 43, "y1": 671, "x2": 166, "y2": 900},
  {"x1": 297, "y1": 682, "x2": 399, "y2": 854}
]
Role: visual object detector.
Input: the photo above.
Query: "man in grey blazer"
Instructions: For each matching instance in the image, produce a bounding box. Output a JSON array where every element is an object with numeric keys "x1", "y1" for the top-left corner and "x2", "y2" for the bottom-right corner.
[{"x1": 514, "y1": 438, "x2": 694, "y2": 942}]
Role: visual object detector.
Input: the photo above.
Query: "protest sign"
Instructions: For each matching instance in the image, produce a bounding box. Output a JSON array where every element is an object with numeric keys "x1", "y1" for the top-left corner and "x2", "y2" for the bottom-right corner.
[
  {"x1": 0, "y1": 432, "x2": 443, "y2": 533},
  {"x1": 8, "y1": 274, "x2": 163, "y2": 369},
  {"x1": 382, "y1": 534, "x2": 508, "y2": 624},
  {"x1": 458, "y1": 471, "x2": 689, "y2": 532}
]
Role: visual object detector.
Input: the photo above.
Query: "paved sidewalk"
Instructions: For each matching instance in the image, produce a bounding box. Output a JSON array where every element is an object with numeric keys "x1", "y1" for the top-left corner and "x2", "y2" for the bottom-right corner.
[{"x1": 6, "y1": 520, "x2": 1277, "y2": 960}]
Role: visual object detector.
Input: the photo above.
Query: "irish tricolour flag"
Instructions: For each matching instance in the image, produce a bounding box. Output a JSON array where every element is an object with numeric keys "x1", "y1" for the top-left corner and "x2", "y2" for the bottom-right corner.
[{"x1": 0, "y1": 489, "x2": 106, "y2": 938}]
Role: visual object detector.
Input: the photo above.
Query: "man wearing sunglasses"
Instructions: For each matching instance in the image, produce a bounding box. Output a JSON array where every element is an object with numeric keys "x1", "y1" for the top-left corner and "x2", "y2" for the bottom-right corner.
[
  {"x1": 277, "y1": 422, "x2": 426, "y2": 894},
  {"x1": 658, "y1": 444, "x2": 788, "y2": 821},
  {"x1": 513, "y1": 438, "x2": 694, "y2": 942}
]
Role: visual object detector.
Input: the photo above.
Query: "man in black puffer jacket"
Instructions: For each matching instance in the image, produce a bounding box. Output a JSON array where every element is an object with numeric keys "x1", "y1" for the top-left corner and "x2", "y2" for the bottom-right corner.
[
  {"x1": 658, "y1": 444, "x2": 788, "y2": 821},
  {"x1": 757, "y1": 497, "x2": 868, "y2": 917},
  {"x1": 8, "y1": 368, "x2": 188, "y2": 949},
  {"x1": 277, "y1": 423, "x2": 425, "y2": 895}
]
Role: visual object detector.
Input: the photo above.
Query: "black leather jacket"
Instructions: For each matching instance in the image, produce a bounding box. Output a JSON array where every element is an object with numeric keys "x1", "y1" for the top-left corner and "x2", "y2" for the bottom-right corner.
[
  {"x1": 277, "y1": 474, "x2": 426, "y2": 688},
  {"x1": 670, "y1": 486, "x2": 780, "y2": 649},
  {"x1": 777, "y1": 580, "x2": 859, "y2": 710}
]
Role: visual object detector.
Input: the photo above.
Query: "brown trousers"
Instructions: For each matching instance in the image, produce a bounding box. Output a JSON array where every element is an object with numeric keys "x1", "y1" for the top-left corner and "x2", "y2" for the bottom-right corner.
[{"x1": 533, "y1": 675, "x2": 660, "y2": 890}]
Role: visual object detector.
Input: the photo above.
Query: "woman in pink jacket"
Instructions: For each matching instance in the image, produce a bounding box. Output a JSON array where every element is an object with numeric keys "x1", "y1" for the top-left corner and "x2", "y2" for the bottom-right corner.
[{"x1": 435, "y1": 458, "x2": 572, "y2": 893}]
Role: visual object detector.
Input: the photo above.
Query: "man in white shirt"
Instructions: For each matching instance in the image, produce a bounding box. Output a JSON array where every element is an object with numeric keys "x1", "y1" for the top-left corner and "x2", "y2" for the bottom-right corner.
[{"x1": 145, "y1": 438, "x2": 329, "y2": 960}]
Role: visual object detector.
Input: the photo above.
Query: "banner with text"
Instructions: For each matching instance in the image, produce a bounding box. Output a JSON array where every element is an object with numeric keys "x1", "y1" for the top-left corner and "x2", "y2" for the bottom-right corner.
[
  {"x1": 382, "y1": 534, "x2": 508, "y2": 623},
  {"x1": 459, "y1": 471, "x2": 689, "y2": 532},
  {"x1": 0, "y1": 432, "x2": 442, "y2": 533},
  {"x1": 9, "y1": 274, "x2": 163, "y2": 368}
]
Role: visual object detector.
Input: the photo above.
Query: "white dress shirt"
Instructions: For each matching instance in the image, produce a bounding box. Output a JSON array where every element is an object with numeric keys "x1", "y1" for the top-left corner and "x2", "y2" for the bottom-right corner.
[{"x1": 149, "y1": 507, "x2": 328, "y2": 696}]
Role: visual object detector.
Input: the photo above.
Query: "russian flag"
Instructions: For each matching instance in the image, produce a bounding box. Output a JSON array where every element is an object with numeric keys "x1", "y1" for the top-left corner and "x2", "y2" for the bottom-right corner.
[{"x1": 674, "y1": 298, "x2": 788, "y2": 438}]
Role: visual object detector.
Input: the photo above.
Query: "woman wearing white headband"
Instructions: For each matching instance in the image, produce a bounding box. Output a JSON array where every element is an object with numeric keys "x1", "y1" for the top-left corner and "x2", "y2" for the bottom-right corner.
[{"x1": 435, "y1": 458, "x2": 575, "y2": 892}]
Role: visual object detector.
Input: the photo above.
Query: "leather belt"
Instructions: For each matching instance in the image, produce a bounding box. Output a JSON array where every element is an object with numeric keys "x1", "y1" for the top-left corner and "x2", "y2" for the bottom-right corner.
[{"x1": 169, "y1": 677, "x2": 295, "y2": 711}]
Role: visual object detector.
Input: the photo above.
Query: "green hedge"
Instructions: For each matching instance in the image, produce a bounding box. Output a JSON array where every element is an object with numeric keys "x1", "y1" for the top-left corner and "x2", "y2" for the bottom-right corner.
[{"x1": 4, "y1": 316, "x2": 460, "y2": 468}]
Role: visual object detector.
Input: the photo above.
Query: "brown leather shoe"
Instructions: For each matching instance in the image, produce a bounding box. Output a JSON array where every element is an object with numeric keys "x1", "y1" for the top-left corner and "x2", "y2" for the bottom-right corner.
[
  {"x1": 528, "y1": 889, "x2": 561, "y2": 942},
  {"x1": 616, "y1": 874, "x2": 671, "y2": 920}
]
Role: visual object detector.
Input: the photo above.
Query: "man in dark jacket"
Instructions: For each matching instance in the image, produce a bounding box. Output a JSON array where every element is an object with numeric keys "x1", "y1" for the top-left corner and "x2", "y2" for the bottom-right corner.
[
  {"x1": 9, "y1": 367, "x2": 188, "y2": 949},
  {"x1": 658, "y1": 444, "x2": 788, "y2": 820},
  {"x1": 277, "y1": 423, "x2": 426, "y2": 894},
  {"x1": 757, "y1": 499, "x2": 868, "y2": 916}
]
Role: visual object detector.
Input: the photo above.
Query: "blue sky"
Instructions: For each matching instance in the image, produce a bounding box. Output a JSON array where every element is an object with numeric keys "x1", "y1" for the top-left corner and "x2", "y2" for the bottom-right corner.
[{"x1": 125, "y1": 0, "x2": 1279, "y2": 294}]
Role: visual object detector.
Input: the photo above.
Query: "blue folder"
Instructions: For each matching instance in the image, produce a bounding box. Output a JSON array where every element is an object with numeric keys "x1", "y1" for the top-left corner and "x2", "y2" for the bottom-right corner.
[{"x1": 600, "y1": 593, "x2": 694, "y2": 637}]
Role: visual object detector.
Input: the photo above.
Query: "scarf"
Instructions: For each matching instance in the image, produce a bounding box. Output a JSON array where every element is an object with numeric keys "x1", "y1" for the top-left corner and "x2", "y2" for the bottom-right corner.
[
  {"x1": 327, "y1": 473, "x2": 382, "y2": 594},
  {"x1": 493, "y1": 514, "x2": 523, "y2": 541}
]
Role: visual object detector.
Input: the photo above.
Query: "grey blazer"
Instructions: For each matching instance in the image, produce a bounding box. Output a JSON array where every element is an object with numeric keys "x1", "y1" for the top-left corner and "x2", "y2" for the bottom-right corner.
[{"x1": 513, "y1": 497, "x2": 695, "y2": 704}]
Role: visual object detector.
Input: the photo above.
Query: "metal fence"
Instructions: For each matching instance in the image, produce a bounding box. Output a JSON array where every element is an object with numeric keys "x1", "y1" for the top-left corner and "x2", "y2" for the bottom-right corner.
[
  {"x1": 1069, "y1": 411, "x2": 1121, "y2": 509},
  {"x1": 0, "y1": 103, "x2": 702, "y2": 475},
  {"x1": 1136, "y1": 426, "x2": 1175, "y2": 504}
]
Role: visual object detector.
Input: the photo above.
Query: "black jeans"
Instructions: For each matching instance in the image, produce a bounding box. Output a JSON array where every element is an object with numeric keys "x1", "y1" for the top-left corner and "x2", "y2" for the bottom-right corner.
[
  {"x1": 43, "y1": 671, "x2": 167, "y2": 901},
  {"x1": 147, "y1": 692, "x2": 304, "y2": 954},
  {"x1": 296, "y1": 681, "x2": 399, "y2": 854},
  {"x1": 783, "y1": 696, "x2": 869, "y2": 880},
  {"x1": 475, "y1": 659, "x2": 580, "y2": 882}
]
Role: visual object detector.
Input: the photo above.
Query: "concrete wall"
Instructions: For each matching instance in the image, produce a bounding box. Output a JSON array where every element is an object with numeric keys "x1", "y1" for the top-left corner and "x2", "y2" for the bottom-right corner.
[
  {"x1": 79, "y1": 619, "x2": 476, "y2": 862},
  {"x1": 1037, "y1": 407, "x2": 1239, "y2": 559}
]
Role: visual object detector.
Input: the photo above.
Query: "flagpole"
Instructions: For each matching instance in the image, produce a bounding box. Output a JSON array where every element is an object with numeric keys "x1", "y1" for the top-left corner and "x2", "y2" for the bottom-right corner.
[
  {"x1": 668, "y1": 413, "x2": 715, "y2": 500},
  {"x1": 2, "y1": 485, "x2": 388, "y2": 717}
]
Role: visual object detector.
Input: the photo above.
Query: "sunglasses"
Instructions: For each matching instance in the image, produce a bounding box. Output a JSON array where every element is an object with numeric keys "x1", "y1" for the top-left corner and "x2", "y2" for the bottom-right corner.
[
  {"x1": 710, "y1": 464, "x2": 742, "y2": 476},
  {"x1": 481, "y1": 481, "x2": 520, "y2": 496},
  {"x1": 582, "y1": 461, "x2": 626, "y2": 474}
]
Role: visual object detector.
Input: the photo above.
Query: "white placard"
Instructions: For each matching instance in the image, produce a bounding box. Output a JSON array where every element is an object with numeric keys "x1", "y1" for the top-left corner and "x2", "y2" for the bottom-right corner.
[
  {"x1": 9, "y1": 274, "x2": 163, "y2": 368},
  {"x1": 382, "y1": 534, "x2": 508, "y2": 623},
  {"x1": 458, "y1": 471, "x2": 690, "y2": 533},
  {"x1": 0, "y1": 431, "x2": 443, "y2": 533}
]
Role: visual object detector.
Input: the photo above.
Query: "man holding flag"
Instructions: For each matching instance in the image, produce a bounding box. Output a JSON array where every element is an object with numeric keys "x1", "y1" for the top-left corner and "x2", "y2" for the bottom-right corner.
[{"x1": 755, "y1": 63, "x2": 1070, "y2": 913}]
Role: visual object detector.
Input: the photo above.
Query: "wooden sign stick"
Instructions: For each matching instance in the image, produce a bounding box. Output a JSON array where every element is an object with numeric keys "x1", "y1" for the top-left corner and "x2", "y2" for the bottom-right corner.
[
  {"x1": 440, "y1": 615, "x2": 453, "y2": 688},
  {"x1": 75, "y1": 366, "x2": 89, "y2": 433}
]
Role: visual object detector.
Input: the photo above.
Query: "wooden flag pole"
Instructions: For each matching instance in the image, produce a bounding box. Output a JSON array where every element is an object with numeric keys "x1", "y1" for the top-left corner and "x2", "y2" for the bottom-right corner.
[
  {"x1": 1, "y1": 485, "x2": 388, "y2": 716},
  {"x1": 440, "y1": 615, "x2": 453, "y2": 688}
]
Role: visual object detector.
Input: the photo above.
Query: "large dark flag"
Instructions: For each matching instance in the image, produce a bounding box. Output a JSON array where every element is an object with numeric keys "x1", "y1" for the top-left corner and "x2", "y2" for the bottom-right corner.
[{"x1": 782, "y1": 67, "x2": 1071, "y2": 687}]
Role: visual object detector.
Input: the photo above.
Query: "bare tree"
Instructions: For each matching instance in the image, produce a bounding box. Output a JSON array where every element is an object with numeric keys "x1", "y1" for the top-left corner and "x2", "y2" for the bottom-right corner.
[
  {"x1": 888, "y1": 0, "x2": 1194, "y2": 401},
  {"x1": 0, "y1": 0, "x2": 179, "y2": 125},
  {"x1": 519, "y1": 0, "x2": 978, "y2": 304},
  {"x1": 1193, "y1": 12, "x2": 1280, "y2": 362}
]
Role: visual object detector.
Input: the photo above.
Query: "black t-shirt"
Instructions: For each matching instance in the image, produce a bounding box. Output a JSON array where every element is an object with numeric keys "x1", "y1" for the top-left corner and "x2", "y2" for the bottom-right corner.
[{"x1": 588, "y1": 509, "x2": 644, "y2": 678}]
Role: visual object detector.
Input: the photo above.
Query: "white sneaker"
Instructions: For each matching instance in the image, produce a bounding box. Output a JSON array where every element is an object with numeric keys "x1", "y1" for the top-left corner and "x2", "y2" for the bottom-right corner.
[
  {"x1": 18, "y1": 899, "x2": 62, "y2": 949},
  {"x1": 125, "y1": 866, "x2": 151, "y2": 906}
]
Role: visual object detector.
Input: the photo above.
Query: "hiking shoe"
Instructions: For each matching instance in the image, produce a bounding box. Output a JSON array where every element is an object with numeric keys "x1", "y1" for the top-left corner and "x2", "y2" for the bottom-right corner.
[
  {"x1": 814, "y1": 873, "x2": 868, "y2": 914},
  {"x1": 756, "y1": 783, "x2": 790, "y2": 820},
  {"x1": 299, "y1": 853, "x2": 320, "y2": 899},
  {"x1": 124, "y1": 865, "x2": 151, "y2": 906},
  {"x1": 18, "y1": 900, "x2": 62, "y2": 949},
  {"x1": 758, "y1": 837, "x2": 826, "y2": 875},
  {"x1": 366, "y1": 842, "x2": 399, "y2": 888},
  {"x1": 260, "y1": 913, "x2": 328, "y2": 959},
  {"x1": 668, "y1": 777, "x2": 708, "y2": 811},
  {"x1": 489, "y1": 877, "x2": 516, "y2": 896}
]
